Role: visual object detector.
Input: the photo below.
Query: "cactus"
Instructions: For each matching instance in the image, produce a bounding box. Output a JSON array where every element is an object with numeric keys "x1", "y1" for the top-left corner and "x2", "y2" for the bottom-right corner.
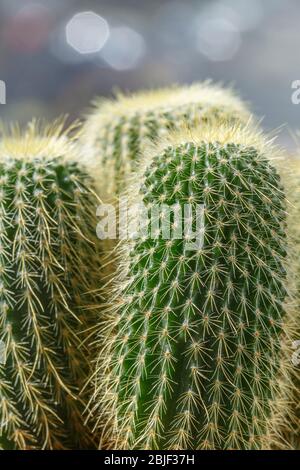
[
  {"x1": 81, "y1": 82, "x2": 250, "y2": 200},
  {"x1": 275, "y1": 157, "x2": 300, "y2": 449},
  {"x1": 95, "y1": 124, "x2": 294, "y2": 450},
  {"x1": 0, "y1": 121, "x2": 100, "y2": 449}
]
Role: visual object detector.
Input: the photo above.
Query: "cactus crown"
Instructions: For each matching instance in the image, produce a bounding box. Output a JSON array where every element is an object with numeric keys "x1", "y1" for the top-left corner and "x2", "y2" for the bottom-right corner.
[
  {"x1": 96, "y1": 124, "x2": 291, "y2": 450},
  {"x1": 0, "y1": 121, "x2": 100, "y2": 449},
  {"x1": 92, "y1": 82, "x2": 249, "y2": 119},
  {"x1": 81, "y1": 83, "x2": 251, "y2": 199}
]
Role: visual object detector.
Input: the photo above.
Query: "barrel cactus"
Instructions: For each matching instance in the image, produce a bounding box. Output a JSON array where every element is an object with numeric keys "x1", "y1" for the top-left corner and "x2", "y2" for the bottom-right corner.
[
  {"x1": 95, "y1": 124, "x2": 293, "y2": 450},
  {"x1": 0, "y1": 121, "x2": 100, "y2": 449},
  {"x1": 81, "y1": 82, "x2": 250, "y2": 200}
]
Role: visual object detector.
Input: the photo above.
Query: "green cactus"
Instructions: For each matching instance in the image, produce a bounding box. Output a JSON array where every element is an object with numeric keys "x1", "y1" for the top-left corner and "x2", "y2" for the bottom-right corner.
[
  {"x1": 96, "y1": 124, "x2": 293, "y2": 450},
  {"x1": 275, "y1": 157, "x2": 300, "y2": 449},
  {"x1": 81, "y1": 82, "x2": 250, "y2": 200},
  {"x1": 0, "y1": 121, "x2": 100, "y2": 449}
]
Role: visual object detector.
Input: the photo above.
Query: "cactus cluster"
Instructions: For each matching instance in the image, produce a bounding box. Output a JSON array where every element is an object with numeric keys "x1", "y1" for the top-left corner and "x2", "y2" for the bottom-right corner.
[
  {"x1": 81, "y1": 82, "x2": 250, "y2": 200},
  {"x1": 0, "y1": 122, "x2": 100, "y2": 449},
  {"x1": 1, "y1": 81, "x2": 299, "y2": 451},
  {"x1": 94, "y1": 124, "x2": 294, "y2": 450}
]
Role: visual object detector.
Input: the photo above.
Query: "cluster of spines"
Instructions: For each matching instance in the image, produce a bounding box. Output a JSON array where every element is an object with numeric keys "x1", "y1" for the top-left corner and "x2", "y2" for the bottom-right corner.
[
  {"x1": 94, "y1": 127, "x2": 292, "y2": 450},
  {"x1": 0, "y1": 128, "x2": 100, "y2": 449}
]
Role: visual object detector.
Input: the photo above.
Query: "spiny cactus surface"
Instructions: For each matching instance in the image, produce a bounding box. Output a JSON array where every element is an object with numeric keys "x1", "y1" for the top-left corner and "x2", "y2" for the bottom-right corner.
[
  {"x1": 97, "y1": 126, "x2": 291, "y2": 450},
  {"x1": 81, "y1": 82, "x2": 250, "y2": 199},
  {"x1": 0, "y1": 123, "x2": 100, "y2": 449},
  {"x1": 276, "y1": 157, "x2": 300, "y2": 449}
]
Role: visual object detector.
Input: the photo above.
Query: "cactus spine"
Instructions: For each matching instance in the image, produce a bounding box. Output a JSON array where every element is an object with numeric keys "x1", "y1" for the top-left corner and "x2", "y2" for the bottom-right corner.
[
  {"x1": 81, "y1": 82, "x2": 250, "y2": 200},
  {"x1": 0, "y1": 122, "x2": 100, "y2": 449},
  {"x1": 96, "y1": 124, "x2": 293, "y2": 450}
]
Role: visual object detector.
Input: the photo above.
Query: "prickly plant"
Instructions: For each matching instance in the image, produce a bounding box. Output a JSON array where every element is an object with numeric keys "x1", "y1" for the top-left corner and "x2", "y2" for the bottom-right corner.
[
  {"x1": 274, "y1": 157, "x2": 300, "y2": 449},
  {"x1": 95, "y1": 124, "x2": 294, "y2": 450},
  {"x1": 81, "y1": 82, "x2": 250, "y2": 200},
  {"x1": 0, "y1": 121, "x2": 100, "y2": 450}
]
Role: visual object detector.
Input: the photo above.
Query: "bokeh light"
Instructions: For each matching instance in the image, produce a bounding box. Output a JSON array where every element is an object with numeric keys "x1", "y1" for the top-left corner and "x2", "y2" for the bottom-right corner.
[
  {"x1": 3, "y1": 3, "x2": 52, "y2": 53},
  {"x1": 195, "y1": 17, "x2": 241, "y2": 61},
  {"x1": 224, "y1": 0, "x2": 263, "y2": 31},
  {"x1": 100, "y1": 26, "x2": 146, "y2": 71},
  {"x1": 66, "y1": 11, "x2": 110, "y2": 55}
]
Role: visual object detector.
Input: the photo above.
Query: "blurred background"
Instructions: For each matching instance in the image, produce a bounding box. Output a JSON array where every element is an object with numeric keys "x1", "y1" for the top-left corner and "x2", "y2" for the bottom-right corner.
[{"x1": 0, "y1": 0, "x2": 299, "y2": 149}]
